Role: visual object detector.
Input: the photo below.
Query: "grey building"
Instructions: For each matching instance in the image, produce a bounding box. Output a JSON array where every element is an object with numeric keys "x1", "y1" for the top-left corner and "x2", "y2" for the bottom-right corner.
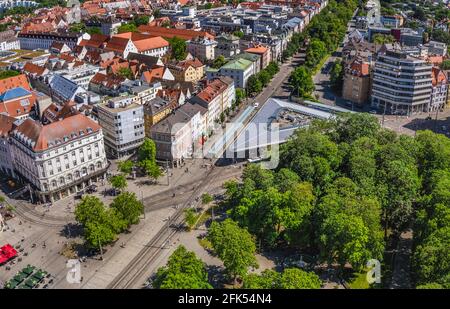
[
  {"x1": 371, "y1": 49, "x2": 433, "y2": 115},
  {"x1": 96, "y1": 95, "x2": 145, "y2": 158}
]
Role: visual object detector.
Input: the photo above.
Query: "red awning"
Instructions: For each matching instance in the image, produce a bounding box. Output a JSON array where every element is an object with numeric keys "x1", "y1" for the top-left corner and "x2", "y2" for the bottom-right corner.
[{"x1": 0, "y1": 244, "x2": 17, "y2": 264}]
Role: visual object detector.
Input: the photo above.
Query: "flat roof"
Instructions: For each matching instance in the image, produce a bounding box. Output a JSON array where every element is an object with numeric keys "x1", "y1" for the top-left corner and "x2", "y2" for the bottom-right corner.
[{"x1": 227, "y1": 98, "x2": 335, "y2": 154}]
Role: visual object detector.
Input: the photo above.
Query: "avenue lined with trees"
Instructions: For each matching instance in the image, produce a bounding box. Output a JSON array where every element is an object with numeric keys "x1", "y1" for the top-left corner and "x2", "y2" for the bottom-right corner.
[{"x1": 287, "y1": 0, "x2": 358, "y2": 99}]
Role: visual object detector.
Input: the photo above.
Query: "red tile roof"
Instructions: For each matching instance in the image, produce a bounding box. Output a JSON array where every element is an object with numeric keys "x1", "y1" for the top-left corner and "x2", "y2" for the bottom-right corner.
[
  {"x1": 432, "y1": 67, "x2": 448, "y2": 86},
  {"x1": 114, "y1": 32, "x2": 169, "y2": 52},
  {"x1": 245, "y1": 45, "x2": 269, "y2": 54},
  {"x1": 13, "y1": 114, "x2": 101, "y2": 151},
  {"x1": 142, "y1": 67, "x2": 165, "y2": 83},
  {"x1": 0, "y1": 74, "x2": 31, "y2": 93},
  {"x1": 23, "y1": 62, "x2": 47, "y2": 77},
  {"x1": 196, "y1": 79, "x2": 228, "y2": 104},
  {"x1": 0, "y1": 114, "x2": 15, "y2": 138},
  {"x1": 137, "y1": 25, "x2": 214, "y2": 40}
]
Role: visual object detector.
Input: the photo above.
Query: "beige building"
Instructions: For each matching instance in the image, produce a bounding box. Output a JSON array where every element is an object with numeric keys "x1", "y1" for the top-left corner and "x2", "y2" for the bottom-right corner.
[
  {"x1": 343, "y1": 58, "x2": 371, "y2": 106},
  {"x1": 167, "y1": 58, "x2": 205, "y2": 83},
  {"x1": 187, "y1": 36, "x2": 217, "y2": 61},
  {"x1": 10, "y1": 114, "x2": 108, "y2": 202}
]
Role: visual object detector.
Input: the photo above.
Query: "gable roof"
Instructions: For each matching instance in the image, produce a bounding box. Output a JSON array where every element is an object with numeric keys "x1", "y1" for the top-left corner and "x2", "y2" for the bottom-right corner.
[
  {"x1": 105, "y1": 36, "x2": 132, "y2": 53},
  {"x1": 137, "y1": 25, "x2": 214, "y2": 41},
  {"x1": 0, "y1": 74, "x2": 31, "y2": 93},
  {"x1": 23, "y1": 62, "x2": 47, "y2": 77}
]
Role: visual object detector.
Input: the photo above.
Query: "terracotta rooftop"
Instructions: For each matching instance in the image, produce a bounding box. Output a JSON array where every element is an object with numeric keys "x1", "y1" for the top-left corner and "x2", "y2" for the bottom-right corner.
[
  {"x1": 196, "y1": 79, "x2": 229, "y2": 104},
  {"x1": 245, "y1": 45, "x2": 269, "y2": 54},
  {"x1": 142, "y1": 67, "x2": 165, "y2": 83},
  {"x1": 137, "y1": 25, "x2": 214, "y2": 41},
  {"x1": 12, "y1": 114, "x2": 101, "y2": 152},
  {"x1": 0, "y1": 114, "x2": 15, "y2": 138},
  {"x1": 23, "y1": 62, "x2": 47, "y2": 77},
  {"x1": 0, "y1": 74, "x2": 31, "y2": 93},
  {"x1": 432, "y1": 67, "x2": 447, "y2": 86}
]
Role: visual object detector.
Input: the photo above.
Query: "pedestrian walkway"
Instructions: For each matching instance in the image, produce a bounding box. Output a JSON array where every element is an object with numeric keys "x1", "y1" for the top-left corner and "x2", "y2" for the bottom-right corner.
[{"x1": 390, "y1": 229, "x2": 413, "y2": 289}]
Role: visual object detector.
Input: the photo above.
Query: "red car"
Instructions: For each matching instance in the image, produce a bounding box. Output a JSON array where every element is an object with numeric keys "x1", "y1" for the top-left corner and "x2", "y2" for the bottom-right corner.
[{"x1": 0, "y1": 244, "x2": 17, "y2": 265}]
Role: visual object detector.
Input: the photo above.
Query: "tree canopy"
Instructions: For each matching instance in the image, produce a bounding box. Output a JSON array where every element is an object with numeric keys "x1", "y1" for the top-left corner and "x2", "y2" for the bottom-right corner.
[{"x1": 153, "y1": 246, "x2": 212, "y2": 289}]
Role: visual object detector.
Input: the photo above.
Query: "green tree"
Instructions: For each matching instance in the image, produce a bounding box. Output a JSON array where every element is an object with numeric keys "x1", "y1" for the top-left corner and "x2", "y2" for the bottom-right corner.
[
  {"x1": 243, "y1": 269, "x2": 281, "y2": 289},
  {"x1": 334, "y1": 113, "x2": 381, "y2": 144},
  {"x1": 319, "y1": 212, "x2": 371, "y2": 271},
  {"x1": 257, "y1": 70, "x2": 271, "y2": 86},
  {"x1": 201, "y1": 193, "x2": 213, "y2": 205},
  {"x1": 134, "y1": 15, "x2": 149, "y2": 27},
  {"x1": 275, "y1": 168, "x2": 300, "y2": 192},
  {"x1": 330, "y1": 60, "x2": 344, "y2": 93},
  {"x1": 116, "y1": 67, "x2": 133, "y2": 80},
  {"x1": 290, "y1": 66, "x2": 314, "y2": 98},
  {"x1": 440, "y1": 60, "x2": 450, "y2": 70},
  {"x1": 140, "y1": 159, "x2": 162, "y2": 181},
  {"x1": 373, "y1": 34, "x2": 395, "y2": 44},
  {"x1": 153, "y1": 246, "x2": 212, "y2": 289},
  {"x1": 153, "y1": 9, "x2": 161, "y2": 18},
  {"x1": 87, "y1": 27, "x2": 102, "y2": 35},
  {"x1": 0, "y1": 70, "x2": 20, "y2": 80},
  {"x1": 74, "y1": 196, "x2": 106, "y2": 226},
  {"x1": 168, "y1": 36, "x2": 187, "y2": 60},
  {"x1": 207, "y1": 219, "x2": 258, "y2": 282},
  {"x1": 242, "y1": 164, "x2": 274, "y2": 191},
  {"x1": 117, "y1": 23, "x2": 138, "y2": 33},
  {"x1": 184, "y1": 208, "x2": 197, "y2": 230},
  {"x1": 279, "y1": 268, "x2": 322, "y2": 289},
  {"x1": 243, "y1": 268, "x2": 321, "y2": 289},
  {"x1": 110, "y1": 192, "x2": 144, "y2": 228},
  {"x1": 212, "y1": 55, "x2": 227, "y2": 69},
  {"x1": 118, "y1": 160, "x2": 134, "y2": 175},
  {"x1": 109, "y1": 174, "x2": 127, "y2": 193},
  {"x1": 233, "y1": 30, "x2": 244, "y2": 38},
  {"x1": 138, "y1": 137, "x2": 157, "y2": 163},
  {"x1": 74, "y1": 196, "x2": 120, "y2": 247},
  {"x1": 305, "y1": 39, "x2": 327, "y2": 69},
  {"x1": 246, "y1": 75, "x2": 263, "y2": 95},
  {"x1": 235, "y1": 88, "x2": 246, "y2": 104},
  {"x1": 413, "y1": 226, "x2": 450, "y2": 286},
  {"x1": 266, "y1": 61, "x2": 279, "y2": 76},
  {"x1": 69, "y1": 22, "x2": 86, "y2": 33}
]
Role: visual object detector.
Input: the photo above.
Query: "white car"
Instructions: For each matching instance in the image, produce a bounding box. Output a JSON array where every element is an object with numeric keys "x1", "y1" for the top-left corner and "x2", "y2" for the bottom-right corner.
[{"x1": 253, "y1": 102, "x2": 259, "y2": 108}]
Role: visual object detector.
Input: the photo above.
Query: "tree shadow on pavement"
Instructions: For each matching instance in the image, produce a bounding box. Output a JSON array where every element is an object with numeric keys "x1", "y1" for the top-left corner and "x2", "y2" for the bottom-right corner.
[{"x1": 206, "y1": 264, "x2": 227, "y2": 288}]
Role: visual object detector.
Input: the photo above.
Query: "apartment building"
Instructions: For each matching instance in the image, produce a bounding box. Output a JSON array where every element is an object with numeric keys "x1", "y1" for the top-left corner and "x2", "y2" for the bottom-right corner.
[
  {"x1": 430, "y1": 67, "x2": 448, "y2": 112},
  {"x1": 143, "y1": 96, "x2": 174, "y2": 136},
  {"x1": 244, "y1": 45, "x2": 271, "y2": 70},
  {"x1": 167, "y1": 58, "x2": 205, "y2": 83},
  {"x1": 371, "y1": 49, "x2": 433, "y2": 115},
  {"x1": 191, "y1": 77, "x2": 235, "y2": 133},
  {"x1": 113, "y1": 32, "x2": 169, "y2": 58},
  {"x1": 0, "y1": 30, "x2": 20, "y2": 51},
  {"x1": 206, "y1": 58, "x2": 254, "y2": 88},
  {"x1": 18, "y1": 32, "x2": 88, "y2": 50},
  {"x1": 215, "y1": 34, "x2": 240, "y2": 58},
  {"x1": 342, "y1": 58, "x2": 371, "y2": 106},
  {"x1": 96, "y1": 96, "x2": 145, "y2": 158},
  {"x1": 10, "y1": 114, "x2": 108, "y2": 202},
  {"x1": 0, "y1": 114, "x2": 16, "y2": 178},
  {"x1": 150, "y1": 102, "x2": 207, "y2": 166},
  {"x1": 187, "y1": 36, "x2": 217, "y2": 61}
]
